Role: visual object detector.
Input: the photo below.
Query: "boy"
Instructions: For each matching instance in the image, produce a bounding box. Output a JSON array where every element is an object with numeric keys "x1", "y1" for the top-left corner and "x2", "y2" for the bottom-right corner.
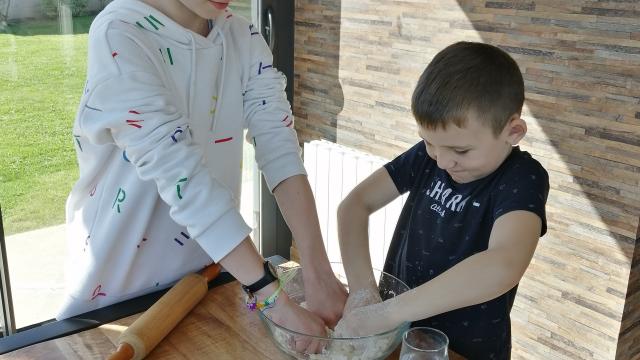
[
  {"x1": 60, "y1": 0, "x2": 346, "y2": 349},
  {"x1": 335, "y1": 42, "x2": 549, "y2": 359}
]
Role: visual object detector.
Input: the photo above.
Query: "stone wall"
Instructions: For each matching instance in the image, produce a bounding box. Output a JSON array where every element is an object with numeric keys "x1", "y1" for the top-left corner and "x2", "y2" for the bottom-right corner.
[{"x1": 293, "y1": 0, "x2": 640, "y2": 358}]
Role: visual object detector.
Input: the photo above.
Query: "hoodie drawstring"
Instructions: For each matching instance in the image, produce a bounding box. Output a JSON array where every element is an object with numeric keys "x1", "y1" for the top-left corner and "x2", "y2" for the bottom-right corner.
[
  {"x1": 211, "y1": 26, "x2": 226, "y2": 132},
  {"x1": 182, "y1": 16, "x2": 227, "y2": 133},
  {"x1": 188, "y1": 32, "x2": 197, "y2": 121}
]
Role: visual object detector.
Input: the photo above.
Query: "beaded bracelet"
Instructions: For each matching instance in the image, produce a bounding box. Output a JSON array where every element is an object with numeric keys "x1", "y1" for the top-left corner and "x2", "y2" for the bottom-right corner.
[
  {"x1": 245, "y1": 283, "x2": 281, "y2": 311},
  {"x1": 245, "y1": 269, "x2": 297, "y2": 311}
]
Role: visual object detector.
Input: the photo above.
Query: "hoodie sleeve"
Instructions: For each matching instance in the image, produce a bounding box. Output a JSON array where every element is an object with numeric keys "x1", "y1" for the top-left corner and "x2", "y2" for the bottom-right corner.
[
  {"x1": 243, "y1": 28, "x2": 306, "y2": 192},
  {"x1": 79, "y1": 23, "x2": 250, "y2": 262}
]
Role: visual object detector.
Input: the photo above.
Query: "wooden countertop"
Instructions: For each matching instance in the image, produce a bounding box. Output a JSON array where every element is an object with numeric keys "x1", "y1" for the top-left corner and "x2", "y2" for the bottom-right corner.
[{"x1": 5, "y1": 280, "x2": 463, "y2": 359}]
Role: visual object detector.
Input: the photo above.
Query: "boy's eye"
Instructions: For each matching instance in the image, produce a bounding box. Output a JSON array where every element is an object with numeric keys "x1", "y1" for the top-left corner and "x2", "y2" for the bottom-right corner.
[{"x1": 454, "y1": 149, "x2": 469, "y2": 155}]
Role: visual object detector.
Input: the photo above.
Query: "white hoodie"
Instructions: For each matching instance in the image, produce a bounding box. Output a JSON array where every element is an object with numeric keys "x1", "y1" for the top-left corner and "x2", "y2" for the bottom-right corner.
[{"x1": 59, "y1": 0, "x2": 304, "y2": 319}]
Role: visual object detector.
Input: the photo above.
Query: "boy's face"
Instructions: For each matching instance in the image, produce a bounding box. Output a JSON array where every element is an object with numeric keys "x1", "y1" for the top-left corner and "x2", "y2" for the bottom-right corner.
[{"x1": 418, "y1": 114, "x2": 526, "y2": 184}]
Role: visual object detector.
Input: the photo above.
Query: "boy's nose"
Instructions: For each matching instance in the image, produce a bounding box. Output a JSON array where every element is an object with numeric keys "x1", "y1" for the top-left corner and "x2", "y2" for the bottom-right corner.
[{"x1": 436, "y1": 154, "x2": 455, "y2": 170}]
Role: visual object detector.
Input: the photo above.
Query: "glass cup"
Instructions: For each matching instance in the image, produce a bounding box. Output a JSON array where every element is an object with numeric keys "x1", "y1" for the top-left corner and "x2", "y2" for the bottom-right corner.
[{"x1": 399, "y1": 327, "x2": 449, "y2": 360}]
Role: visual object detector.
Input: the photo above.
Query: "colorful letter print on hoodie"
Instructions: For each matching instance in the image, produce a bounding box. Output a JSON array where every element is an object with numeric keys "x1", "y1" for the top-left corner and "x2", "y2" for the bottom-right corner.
[{"x1": 59, "y1": 0, "x2": 304, "y2": 318}]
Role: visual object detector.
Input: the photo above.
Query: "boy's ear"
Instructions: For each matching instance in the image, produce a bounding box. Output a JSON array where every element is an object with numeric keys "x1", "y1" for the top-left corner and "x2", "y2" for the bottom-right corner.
[{"x1": 505, "y1": 113, "x2": 527, "y2": 145}]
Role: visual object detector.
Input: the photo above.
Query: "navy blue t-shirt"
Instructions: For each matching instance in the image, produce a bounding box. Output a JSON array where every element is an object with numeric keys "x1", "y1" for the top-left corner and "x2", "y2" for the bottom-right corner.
[{"x1": 383, "y1": 142, "x2": 549, "y2": 360}]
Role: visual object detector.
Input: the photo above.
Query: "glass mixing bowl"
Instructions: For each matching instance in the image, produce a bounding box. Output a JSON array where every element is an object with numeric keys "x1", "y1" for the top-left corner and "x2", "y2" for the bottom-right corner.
[{"x1": 258, "y1": 262, "x2": 410, "y2": 360}]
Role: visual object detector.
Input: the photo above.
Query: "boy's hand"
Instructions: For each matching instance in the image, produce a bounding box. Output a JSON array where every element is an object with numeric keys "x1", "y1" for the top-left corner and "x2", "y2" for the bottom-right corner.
[
  {"x1": 344, "y1": 286, "x2": 382, "y2": 314},
  {"x1": 334, "y1": 300, "x2": 400, "y2": 337},
  {"x1": 303, "y1": 272, "x2": 348, "y2": 328},
  {"x1": 266, "y1": 290, "x2": 327, "y2": 354}
]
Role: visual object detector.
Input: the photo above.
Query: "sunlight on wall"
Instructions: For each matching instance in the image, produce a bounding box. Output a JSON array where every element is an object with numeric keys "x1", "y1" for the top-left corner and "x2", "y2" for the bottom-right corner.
[{"x1": 295, "y1": 0, "x2": 639, "y2": 357}]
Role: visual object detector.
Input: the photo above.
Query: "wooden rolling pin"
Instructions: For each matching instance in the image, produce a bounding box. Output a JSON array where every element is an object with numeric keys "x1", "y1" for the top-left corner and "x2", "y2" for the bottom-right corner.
[{"x1": 107, "y1": 263, "x2": 222, "y2": 360}]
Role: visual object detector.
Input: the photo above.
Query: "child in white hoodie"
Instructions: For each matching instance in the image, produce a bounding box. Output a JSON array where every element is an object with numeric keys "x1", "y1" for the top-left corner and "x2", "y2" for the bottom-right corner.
[{"x1": 61, "y1": 0, "x2": 345, "y2": 350}]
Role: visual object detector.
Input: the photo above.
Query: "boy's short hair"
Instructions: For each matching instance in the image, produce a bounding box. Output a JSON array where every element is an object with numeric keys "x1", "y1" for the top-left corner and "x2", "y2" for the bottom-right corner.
[{"x1": 411, "y1": 41, "x2": 524, "y2": 136}]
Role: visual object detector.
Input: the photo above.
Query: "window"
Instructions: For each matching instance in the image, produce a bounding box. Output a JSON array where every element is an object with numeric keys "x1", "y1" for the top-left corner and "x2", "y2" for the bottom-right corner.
[{"x1": 0, "y1": 0, "x2": 258, "y2": 331}]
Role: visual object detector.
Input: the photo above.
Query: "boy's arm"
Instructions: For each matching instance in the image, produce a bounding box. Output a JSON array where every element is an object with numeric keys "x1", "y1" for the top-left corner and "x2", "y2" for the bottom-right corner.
[
  {"x1": 394, "y1": 211, "x2": 540, "y2": 319},
  {"x1": 338, "y1": 210, "x2": 542, "y2": 336},
  {"x1": 337, "y1": 168, "x2": 401, "y2": 292},
  {"x1": 272, "y1": 174, "x2": 347, "y2": 327}
]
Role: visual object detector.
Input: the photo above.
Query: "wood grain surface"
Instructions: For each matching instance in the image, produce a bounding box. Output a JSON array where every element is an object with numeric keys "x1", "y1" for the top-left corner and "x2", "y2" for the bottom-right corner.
[{"x1": 5, "y1": 280, "x2": 463, "y2": 359}]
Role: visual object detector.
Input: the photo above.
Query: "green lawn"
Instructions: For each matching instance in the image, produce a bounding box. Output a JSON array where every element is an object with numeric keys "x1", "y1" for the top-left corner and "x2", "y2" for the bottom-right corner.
[
  {"x1": 0, "y1": 16, "x2": 93, "y2": 235},
  {"x1": 0, "y1": 7, "x2": 254, "y2": 236}
]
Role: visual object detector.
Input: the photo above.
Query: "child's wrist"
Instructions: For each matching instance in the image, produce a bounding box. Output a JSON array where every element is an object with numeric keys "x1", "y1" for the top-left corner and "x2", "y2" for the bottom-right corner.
[
  {"x1": 268, "y1": 288, "x2": 290, "y2": 309},
  {"x1": 245, "y1": 281, "x2": 279, "y2": 311},
  {"x1": 254, "y1": 281, "x2": 279, "y2": 301},
  {"x1": 246, "y1": 268, "x2": 297, "y2": 311},
  {"x1": 384, "y1": 297, "x2": 405, "y2": 325},
  {"x1": 300, "y1": 255, "x2": 332, "y2": 276}
]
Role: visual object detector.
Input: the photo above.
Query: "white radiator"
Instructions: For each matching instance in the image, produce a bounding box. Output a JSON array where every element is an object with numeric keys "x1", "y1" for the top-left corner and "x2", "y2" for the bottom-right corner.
[{"x1": 304, "y1": 140, "x2": 407, "y2": 271}]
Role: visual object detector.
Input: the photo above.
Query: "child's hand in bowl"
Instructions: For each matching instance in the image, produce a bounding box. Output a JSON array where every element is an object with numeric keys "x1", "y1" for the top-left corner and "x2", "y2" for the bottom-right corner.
[
  {"x1": 303, "y1": 271, "x2": 348, "y2": 328},
  {"x1": 334, "y1": 300, "x2": 399, "y2": 337},
  {"x1": 343, "y1": 286, "x2": 382, "y2": 315},
  {"x1": 266, "y1": 290, "x2": 327, "y2": 354}
]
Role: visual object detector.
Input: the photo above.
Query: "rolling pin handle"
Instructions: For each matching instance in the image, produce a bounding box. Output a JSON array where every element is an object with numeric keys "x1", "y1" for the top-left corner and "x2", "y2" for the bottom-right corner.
[
  {"x1": 106, "y1": 342, "x2": 135, "y2": 360},
  {"x1": 199, "y1": 263, "x2": 222, "y2": 282}
]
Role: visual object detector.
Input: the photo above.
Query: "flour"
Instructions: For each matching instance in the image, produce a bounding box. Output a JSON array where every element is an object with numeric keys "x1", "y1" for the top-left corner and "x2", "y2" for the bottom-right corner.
[
  {"x1": 342, "y1": 287, "x2": 383, "y2": 315},
  {"x1": 267, "y1": 265, "x2": 405, "y2": 360},
  {"x1": 306, "y1": 327, "x2": 396, "y2": 360},
  {"x1": 306, "y1": 296, "x2": 396, "y2": 360},
  {"x1": 335, "y1": 291, "x2": 390, "y2": 338},
  {"x1": 269, "y1": 307, "x2": 397, "y2": 360}
]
